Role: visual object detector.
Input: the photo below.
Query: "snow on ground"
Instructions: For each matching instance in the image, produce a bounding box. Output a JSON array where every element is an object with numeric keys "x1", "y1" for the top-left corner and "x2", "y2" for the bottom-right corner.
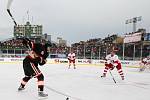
[{"x1": 0, "y1": 63, "x2": 150, "y2": 100}]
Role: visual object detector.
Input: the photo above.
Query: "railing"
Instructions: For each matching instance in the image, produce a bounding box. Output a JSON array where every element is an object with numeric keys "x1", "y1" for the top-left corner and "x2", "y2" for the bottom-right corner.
[{"x1": 0, "y1": 47, "x2": 149, "y2": 60}]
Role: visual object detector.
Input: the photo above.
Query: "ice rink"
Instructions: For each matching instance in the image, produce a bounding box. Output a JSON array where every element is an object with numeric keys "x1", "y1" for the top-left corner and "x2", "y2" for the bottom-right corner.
[{"x1": 0, "y1": 63, "x2": 150, "y2": 100}]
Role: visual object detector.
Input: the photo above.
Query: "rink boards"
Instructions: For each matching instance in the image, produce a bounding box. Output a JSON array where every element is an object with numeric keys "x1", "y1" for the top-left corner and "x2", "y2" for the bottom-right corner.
[{"x1": 0, "y1": 58, "x2": 141, "y2": 68}]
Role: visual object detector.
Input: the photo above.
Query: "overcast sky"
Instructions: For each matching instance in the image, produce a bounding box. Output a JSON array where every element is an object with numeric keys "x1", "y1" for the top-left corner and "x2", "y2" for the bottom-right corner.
[{"x1": 0, "y1": 0, "x2": 150, "y2": 45}]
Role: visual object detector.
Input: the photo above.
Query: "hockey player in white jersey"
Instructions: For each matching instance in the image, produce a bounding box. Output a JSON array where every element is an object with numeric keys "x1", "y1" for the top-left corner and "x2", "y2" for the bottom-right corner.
[
  {"x1": 139, "y1": 56, "x2": 150, "y2": 72},
  {"x1": 101, "y1": 48, "x2": 124, "y2": 80},
  {"x1": 68, "y1": 50, "x2": 76, "y2": 69}
]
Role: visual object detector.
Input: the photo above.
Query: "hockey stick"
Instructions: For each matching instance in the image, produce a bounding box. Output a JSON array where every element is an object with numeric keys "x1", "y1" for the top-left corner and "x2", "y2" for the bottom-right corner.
[
  {"x1": 7, "y1": 9, "x2": 17, "y2": 26},
  {"x1": 109, "y1": 70, "x2": 117, "y2": 84}
]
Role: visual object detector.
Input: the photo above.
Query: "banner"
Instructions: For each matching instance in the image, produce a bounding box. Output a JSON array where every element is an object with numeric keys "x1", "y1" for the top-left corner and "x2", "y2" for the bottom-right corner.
[
  {"x1": 124, "y1": 32, "x2": 142, "y2": 43},
  {"x1": 0, "y1": 58, "x2": 141, "y2": 68}
]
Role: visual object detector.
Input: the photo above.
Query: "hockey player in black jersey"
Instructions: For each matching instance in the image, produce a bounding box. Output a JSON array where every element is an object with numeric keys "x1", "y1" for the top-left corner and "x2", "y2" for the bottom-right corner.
[{"x1": 18, "y1": 38, "x2": 50, "y2": 98}]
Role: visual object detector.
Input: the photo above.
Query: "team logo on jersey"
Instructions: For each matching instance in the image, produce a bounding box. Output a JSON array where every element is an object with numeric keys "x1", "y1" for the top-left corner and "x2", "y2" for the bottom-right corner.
[{"x1": 41, "y1": 51, "x2": 44, "y2": 55}]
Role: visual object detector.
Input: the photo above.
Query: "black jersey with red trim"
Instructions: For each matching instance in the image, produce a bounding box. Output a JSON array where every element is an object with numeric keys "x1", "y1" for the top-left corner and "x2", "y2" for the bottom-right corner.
[{"x1": 23, "y1": 55, "x2": 46, "y2": 77}]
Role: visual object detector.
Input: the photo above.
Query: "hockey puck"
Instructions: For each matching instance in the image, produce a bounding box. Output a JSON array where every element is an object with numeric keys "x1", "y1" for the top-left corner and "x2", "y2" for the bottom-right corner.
[{"x1": 66, "y1": 97, "x2": 69, "y2": 100}]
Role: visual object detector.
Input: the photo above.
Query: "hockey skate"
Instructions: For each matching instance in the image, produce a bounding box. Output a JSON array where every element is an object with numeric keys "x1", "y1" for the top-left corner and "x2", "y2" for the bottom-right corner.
[
  {"x1": 38, "y1": 91, "x2": 48, "y2": 98},
  {"x1": 101, "y1": 74, "x2": 106, "y2": 78},
  {"x1": 68, "y1": 66, "x2": 70, "y2": 69},
  {"x1": 18, "y1": 85, "x2": 25, "y2": 91},
  {"x1": 121, "y1": 76, "x2": 124, "y2": 80}
]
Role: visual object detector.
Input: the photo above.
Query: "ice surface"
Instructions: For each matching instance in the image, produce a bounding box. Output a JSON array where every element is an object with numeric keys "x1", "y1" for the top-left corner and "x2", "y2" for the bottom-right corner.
[{"x1": 0, "y1": 63, "x2": 150, "y2": 100}]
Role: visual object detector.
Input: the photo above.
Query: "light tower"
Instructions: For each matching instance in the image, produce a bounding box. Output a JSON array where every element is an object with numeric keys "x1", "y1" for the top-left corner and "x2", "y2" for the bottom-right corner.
[
  {"x1": 125, "y1": 16, "x2": 142, "y2": 33},
  {"x1": 125, "y1": 16, "x2": 142, "y2": 60}
]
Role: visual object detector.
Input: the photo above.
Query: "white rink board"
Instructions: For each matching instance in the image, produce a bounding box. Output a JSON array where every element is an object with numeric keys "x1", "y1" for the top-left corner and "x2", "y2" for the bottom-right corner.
[{"x1": 0, "y1": 58, "x2": 141, "y2": 68}]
